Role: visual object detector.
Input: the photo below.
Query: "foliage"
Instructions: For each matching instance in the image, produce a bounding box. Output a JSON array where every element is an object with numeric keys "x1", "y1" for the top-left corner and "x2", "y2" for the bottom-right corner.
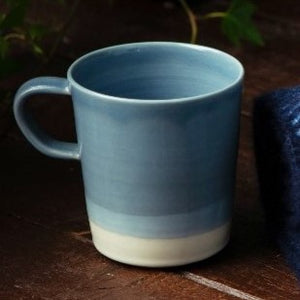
[
  {"x1": 0, "y1": 0, "x2": 264, "y2": 81},
  {"x1": 0, "y1": 0, "x2": 63, "y2": 78},
  {"x1": 180, "y1": 0, "x2": 264, "y2": 46},
  {"x1": 221, "y1": 0, "x2": 264, "y2": 46}
]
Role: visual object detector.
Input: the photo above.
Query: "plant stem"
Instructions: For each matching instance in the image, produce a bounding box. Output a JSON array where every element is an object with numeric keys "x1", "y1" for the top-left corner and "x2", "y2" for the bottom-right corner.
[
  {"x1": 4, "y1": 33, "x2": 26, "y2": 41},
  {"x1": 201, "y1": 11, "x2": 227, "y2": 20},
  {"x1": 178, "y1": 0, "x2": 198, "y2": 44}
]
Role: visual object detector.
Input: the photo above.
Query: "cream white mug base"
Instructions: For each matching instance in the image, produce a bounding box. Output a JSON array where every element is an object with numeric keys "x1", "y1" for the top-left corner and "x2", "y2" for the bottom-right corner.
[{"x1": 90, "y1": 221, "x2": 231, "y2": 267}]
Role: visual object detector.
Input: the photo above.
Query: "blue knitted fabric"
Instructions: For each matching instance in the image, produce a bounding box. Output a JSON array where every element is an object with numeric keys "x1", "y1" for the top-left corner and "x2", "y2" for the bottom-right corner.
[{"x1": 253, "y1": 86, "x2": 300, "y2": 280}]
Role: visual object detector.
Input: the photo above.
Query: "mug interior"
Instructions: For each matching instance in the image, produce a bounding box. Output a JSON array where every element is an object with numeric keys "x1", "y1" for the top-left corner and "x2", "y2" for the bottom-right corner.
[{"x1": 69, "y1": 43, "x2": 243, "y2": 101}]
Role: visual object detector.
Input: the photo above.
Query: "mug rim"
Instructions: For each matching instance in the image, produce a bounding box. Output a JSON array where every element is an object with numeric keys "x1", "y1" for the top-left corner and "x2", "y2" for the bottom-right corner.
[{"x1": 67, "y1": 42, "x2": 244, "y2": 104}]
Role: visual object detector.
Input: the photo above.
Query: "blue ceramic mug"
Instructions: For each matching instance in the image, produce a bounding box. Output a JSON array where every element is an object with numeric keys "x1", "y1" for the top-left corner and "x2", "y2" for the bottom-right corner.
[{"x1": 14, "y1": 42, "x2": 244, "y2": 267}]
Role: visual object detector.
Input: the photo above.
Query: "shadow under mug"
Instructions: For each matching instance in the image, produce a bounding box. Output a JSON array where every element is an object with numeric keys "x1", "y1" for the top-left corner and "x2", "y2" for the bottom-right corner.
[{"x1": 14, "y1": 42, "x2": 244, "y2": 267}]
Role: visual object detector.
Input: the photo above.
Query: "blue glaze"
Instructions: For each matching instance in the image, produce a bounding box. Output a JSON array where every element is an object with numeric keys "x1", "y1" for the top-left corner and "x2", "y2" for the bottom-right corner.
[
  {"x1": 87, "y1": 198, "x2": 232, "y2": 238},
  {"x1": 14, "y1": 42, "x2": 243, "y2": 238},
  {"x1": 13, "y1": 77, "x2": 80, "y2": 160}
]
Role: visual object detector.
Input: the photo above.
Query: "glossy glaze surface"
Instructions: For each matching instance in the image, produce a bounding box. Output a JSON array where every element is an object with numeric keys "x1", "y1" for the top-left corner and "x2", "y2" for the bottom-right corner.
[
  {"x1": 90, "y1": 221, "x2": 231, "y2": 267},
  {"x1": 69, "y1": 43, "x2": 243, "y2": 238},
  {"x1": 14, "y1": 42, "x2": 243, "y2": 265}
]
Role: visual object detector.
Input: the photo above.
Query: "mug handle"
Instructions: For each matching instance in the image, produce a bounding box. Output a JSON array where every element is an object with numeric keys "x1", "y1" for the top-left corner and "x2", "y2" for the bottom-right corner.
[{"x1": 13, "y1": 76, "x2": 80, "y2": 160}]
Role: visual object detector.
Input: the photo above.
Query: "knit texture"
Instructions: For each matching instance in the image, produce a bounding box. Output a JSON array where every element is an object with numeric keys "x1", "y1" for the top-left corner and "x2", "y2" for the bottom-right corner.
[{"x1": 253, "y1": 86, "x2": 300, "y2": 280}]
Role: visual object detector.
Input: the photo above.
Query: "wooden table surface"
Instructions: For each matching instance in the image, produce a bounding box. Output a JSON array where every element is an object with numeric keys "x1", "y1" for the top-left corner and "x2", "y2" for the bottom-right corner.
[{"x1": 1, "y1": 1, "x2": 300, "y2": 299}]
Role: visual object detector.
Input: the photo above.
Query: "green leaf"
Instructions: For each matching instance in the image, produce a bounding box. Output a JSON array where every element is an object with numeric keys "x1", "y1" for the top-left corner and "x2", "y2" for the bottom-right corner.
[
  {"x1": 221, "y1": 0, "x2": 264, "y2": 46},
  {"x1": 28, "y1": 24, "x2": 47, "y2": 41},
  {"x1": 0, "y1": 0, "x2": 28, "y2": 30},
  {"x1": 0, "y1": 37, "x2": 9, "y2": 58},
  {"x1": 0, "y1": 13, "x2": 5, "y2": 24},
  {"x1": 32, "y1": 43, "x2": 44, "y2": 56}
]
